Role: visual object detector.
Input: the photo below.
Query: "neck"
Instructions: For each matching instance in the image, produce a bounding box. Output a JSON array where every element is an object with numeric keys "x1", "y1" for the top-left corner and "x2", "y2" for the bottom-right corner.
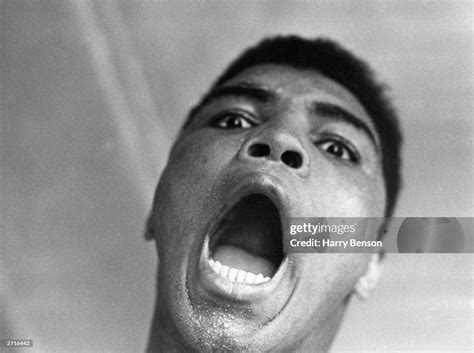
[{"x1": 146, "y1": 297, "x2": 191, "y2": 353}]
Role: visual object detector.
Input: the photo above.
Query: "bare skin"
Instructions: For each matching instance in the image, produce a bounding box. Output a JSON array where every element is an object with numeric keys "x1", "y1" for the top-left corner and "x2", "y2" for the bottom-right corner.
[{"x1": 147, "y1": 64, "x2": 386, "y2": 352}]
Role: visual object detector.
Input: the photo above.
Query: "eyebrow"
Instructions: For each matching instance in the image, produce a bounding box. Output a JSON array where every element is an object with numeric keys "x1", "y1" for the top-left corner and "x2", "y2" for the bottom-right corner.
[
  {"x1": 200, "y1": 82, "x2": 274, "y2": 107},
  {"x1": 186, "y1": 83, "x2": 274, "y2": 125},
  {"x1": 312, "y1": 102, "x2": 378, "y2": 148},
  {"x1": 187, "y1": 82, "x2": 378, "y2": 148}
]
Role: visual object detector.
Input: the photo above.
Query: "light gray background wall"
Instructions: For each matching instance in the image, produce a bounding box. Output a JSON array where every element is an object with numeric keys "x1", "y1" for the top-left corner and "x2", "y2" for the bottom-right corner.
[{"x1": 2, "y1": 1, "x2": 472, "y2": 351}]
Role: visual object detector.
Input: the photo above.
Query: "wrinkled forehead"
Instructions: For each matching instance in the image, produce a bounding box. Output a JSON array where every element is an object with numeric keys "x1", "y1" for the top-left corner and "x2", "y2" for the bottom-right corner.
[{"x1": 215, "y1": 64, "x2": 376, "y2": 134}]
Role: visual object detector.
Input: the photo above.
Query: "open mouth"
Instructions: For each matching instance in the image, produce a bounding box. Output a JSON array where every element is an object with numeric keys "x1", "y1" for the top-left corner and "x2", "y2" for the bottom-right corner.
[{"x1": 207, "y1": 194, "x2": 285, "y2": 285}]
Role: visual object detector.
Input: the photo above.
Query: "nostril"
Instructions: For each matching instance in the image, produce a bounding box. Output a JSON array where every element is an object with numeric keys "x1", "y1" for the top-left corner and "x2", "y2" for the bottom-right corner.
[
  {"x1": 248, "y1": 143, "x2": 270, "y2": 158},
  {"x1": 281, "y1": 150, "x2": 303, "y2": 169}
]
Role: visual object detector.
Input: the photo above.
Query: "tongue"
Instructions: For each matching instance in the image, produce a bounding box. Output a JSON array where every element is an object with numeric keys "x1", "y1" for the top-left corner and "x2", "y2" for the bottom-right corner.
[{"x1": 213, "y1": 244, "x2": 276, "y2": 277}]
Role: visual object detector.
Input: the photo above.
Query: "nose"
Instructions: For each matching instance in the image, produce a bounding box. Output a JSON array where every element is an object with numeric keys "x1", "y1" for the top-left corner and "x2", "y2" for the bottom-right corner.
[{"x1": 238, "y1": 130, "x2": 309, "y2": 177}]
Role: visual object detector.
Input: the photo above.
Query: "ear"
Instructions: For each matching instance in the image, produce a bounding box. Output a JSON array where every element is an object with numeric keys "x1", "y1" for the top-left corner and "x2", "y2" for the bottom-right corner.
[
  {"x1": 353, "y1": 253, "x2": 384, "y2": 300},
  {"x1": 144, "y1": 215, "x2": 155, "y2": 240}
]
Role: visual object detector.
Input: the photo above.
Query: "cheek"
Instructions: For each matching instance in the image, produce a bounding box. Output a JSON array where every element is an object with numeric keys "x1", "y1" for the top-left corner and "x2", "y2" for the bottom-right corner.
[
  {"x1": 308, "y1": 164, "x2": 385, "y2": 217},
  {"x1": 287, "y1": 253, "x2": 371, "y2": 329},
  {"x1": 333, "y1": 181, "x2": 384, "y2": 217},
  {"x1": 151, "y1": 132, "x2": 241, "y2": 247},
  {"x1": 169, "y1": 131, "x2": 240, "y2": 181},
  {"x1": 304, "y1": 254, "x2": 370, "y2": 302}
]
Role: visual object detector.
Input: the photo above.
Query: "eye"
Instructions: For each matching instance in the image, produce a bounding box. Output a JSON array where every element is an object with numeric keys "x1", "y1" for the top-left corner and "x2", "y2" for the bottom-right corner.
[
  {"x1": 317, "y1": 140, "x2": 358, "y2": 163},
  {"x1": 211, "y1": 113, "x2": 256, "y2": 129}
]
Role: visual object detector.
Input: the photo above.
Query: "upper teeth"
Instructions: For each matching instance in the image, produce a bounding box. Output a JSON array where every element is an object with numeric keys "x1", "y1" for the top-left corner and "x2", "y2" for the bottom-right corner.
[{"x1": 208, "y1": 259, "x2": 270, "y2": 284}]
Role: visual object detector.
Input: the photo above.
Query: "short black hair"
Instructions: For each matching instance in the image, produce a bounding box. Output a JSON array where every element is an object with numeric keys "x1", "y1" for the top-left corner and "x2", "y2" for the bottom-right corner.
[{"x1": 186, "y1": 35, "x2": 402, "y2": 216}]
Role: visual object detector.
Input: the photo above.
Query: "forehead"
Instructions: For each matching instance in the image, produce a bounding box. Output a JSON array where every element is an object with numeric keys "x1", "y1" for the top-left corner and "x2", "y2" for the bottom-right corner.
[{"x1": 219, "y1": 64, "x2": 376, "y2": 134}]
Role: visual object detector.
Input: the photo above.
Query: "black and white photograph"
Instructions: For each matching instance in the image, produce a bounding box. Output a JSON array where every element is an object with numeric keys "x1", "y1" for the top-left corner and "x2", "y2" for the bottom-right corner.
[{"x1": 2, "y1": 1, "x2": 473, "y2": 351}]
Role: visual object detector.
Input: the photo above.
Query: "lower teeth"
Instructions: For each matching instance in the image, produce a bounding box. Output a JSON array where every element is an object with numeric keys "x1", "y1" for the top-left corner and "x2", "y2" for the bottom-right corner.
[{"x1": 208, "y1": 258, "x2": 270, "y2": 284}]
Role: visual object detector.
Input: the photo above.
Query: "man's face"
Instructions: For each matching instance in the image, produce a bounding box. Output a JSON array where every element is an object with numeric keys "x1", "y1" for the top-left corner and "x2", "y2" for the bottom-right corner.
[{"x1": 150, "y1": 64, "x2": 386, "y2": 351}]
